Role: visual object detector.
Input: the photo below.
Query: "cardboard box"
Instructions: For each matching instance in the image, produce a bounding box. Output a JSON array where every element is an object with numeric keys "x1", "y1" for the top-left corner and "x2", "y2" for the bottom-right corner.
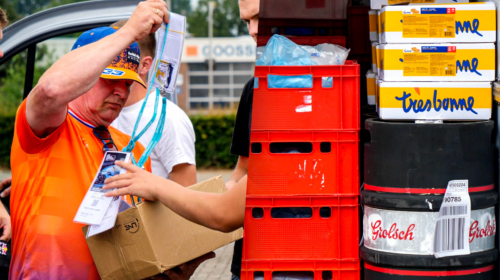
[
  {"x1": 379, "y1": 43, "x2": 495, "y2": 82},
  {"x1": 377, "y1": 81, "x2": 491, "y2": 120},
  {"x1": 85, "y1": 176, "x2": 243, "y2": 280},
  {"x1": 371, "y1": 42, "x2": 378, "y2": 74},
  {"x1": 371, "y1": 0, "x2": 469, "y2": 10},
  {"x1": 376, "y1": 43, "x2": 381, "y2": 73},
  {"x1": 494, "y1": 82, "x2": 500, "y2": 103},
  {"x1": 486, "y1": 0, "x2": 500, "y2": 79},
  {"x1": 369, "y1": 10, "x2": 379, "y2": 42},
  {"x1": 379, "y1": 2, "x2": 496, "y2": 43},
  {"x1": 367, "y1": 70, "x2": 376, "y2": 105}
]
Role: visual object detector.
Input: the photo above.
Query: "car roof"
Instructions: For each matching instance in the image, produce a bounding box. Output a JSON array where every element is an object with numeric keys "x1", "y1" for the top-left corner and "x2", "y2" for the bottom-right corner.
[{"x1": 0, "y1": 0, "x2": 141, "y2": 65}]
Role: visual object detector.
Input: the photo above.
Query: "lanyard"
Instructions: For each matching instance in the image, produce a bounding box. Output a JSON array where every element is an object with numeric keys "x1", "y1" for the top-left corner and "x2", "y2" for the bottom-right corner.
[
  {"x1": 123, "y1": 13, "x2": 170, "y2": 161},
  {"x1": 122, "y1": 13, "x2": 171, "y2": 204}
]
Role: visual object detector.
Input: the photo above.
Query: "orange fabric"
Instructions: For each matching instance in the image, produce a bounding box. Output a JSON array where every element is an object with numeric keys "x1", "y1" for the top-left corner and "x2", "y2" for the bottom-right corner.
[{"x1": 10, "y1": 100, "x2": 151, "y2": 280}]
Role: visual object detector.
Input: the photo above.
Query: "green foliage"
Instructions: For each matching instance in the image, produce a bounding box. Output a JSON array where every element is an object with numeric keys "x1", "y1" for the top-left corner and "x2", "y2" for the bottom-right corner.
[
  {"x1": 0, "y1": 114, "x2": 15, "y2": 168},
  {"x1": 190, "y1": 114, "x2": 237, "y2": 169},
  {"x1": 0, "y1": 45, "x2": 54, "y2": 115},
  {"x1": 187, "y1": 0, "x2": 247, "y2": 37},
  {"x1": 0, "y1": 114, "x2": 237, "y2": 169},
  {"x1": 0, "y1": 0, "x2": 21, "y2": 24}
]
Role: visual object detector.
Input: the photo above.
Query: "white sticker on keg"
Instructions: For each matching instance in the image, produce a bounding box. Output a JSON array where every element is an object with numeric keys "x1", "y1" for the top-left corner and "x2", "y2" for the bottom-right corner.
[{"x1": 434, "y1": 180, "x2": 471, "y2": 258}]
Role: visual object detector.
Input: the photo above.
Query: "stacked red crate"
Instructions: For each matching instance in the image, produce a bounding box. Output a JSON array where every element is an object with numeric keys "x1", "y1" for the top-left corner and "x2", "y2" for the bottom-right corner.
[{"x1": 242, "y1": 62, "x2": 361, "y2": 280}]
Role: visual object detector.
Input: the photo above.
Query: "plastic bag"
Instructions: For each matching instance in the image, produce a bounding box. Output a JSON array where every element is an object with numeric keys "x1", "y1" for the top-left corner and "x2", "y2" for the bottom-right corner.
[{"x1": 256, "y1": 35, "x2": 350, "y2": 88}]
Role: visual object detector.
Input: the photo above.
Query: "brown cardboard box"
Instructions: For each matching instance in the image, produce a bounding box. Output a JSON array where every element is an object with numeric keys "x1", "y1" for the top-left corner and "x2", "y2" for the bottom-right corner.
[{"x1": 84, "y1": 176, "x2": 243, "y2": 280}]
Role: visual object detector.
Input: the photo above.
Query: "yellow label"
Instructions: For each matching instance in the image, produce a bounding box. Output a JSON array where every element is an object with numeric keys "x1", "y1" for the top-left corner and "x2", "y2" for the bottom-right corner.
[
  {"x1": 403, "y1": 13, "x2": 455, "y2": 38},
  {"x1": 403, "y1": 52, "x2": 456, "y2": 76},
  {"x1": 388, "y1": 0, "x2": 409, "y2": 4},
  {"x1": 369, "y1": 13, "x2": 378, "y2": 32},
  {"x1": 367, "y1": 77, "x2": 376, "y2": 97},
  {"x1": 411, "y1": 0, "x2": 436, "y2": 3},
  {"x1": 383, "y1": 9, "x2": 496, "y2": 34},
  {"x1": 372, "y1": 45, "x2": 377, "y2": 65}
]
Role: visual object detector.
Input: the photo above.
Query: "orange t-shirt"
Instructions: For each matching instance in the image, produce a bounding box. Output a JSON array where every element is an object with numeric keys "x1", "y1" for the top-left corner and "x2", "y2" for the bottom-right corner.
[{"x1": 9, "y1": 100, "x2": 151, "y2": 280}]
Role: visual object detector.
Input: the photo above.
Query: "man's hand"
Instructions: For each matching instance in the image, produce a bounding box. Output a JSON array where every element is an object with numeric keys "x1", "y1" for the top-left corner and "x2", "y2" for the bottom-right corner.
[
  {"x1": 0, "y1": 210, "x2": 11, "y2": 242},
  {"x1": 148, "y1": 252, "x2": 216, "y2": 280},
  {"x1": 122, "y1": 0, "x2": 170, "y2": 43},
  {"x1": 0, "y1": 177, "x2": 11, "y2": 198}
]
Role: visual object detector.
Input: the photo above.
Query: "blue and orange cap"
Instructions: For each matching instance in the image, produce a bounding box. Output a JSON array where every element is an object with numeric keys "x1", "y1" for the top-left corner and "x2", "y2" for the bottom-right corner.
[{"x1": 72, "y1": 27, "x2": 146, "y2": 88}]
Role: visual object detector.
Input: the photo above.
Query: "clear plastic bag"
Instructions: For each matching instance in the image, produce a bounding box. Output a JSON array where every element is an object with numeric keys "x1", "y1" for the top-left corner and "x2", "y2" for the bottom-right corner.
[{"x1": 256, "y1": 35, "x2": 350, "y2": 88}]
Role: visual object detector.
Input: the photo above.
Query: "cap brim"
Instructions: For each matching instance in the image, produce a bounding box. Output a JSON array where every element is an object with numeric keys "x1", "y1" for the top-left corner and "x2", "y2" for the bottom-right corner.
[{"x1": 100, "y1": 66, "x2": 146, "y2": 88}]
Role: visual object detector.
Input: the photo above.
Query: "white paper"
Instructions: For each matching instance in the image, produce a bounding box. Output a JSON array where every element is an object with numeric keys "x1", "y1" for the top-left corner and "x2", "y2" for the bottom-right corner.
[
  {"x1": 74, "y1": 151, "x2": 131, "y2": 225},
  {"x1": 149, "y1": 13, "x2": 186, "y2": 98},
  {"x1": 87, "y1": 199, "x2": 132, "y2": 237},
  {"x1": 434, "y1": 180, "x2": 471, "y2": 258}
]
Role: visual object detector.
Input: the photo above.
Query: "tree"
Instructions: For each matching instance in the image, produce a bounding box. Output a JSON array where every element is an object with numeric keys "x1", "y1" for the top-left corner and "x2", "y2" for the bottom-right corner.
[
  {"x1": 187, "y1": 0, "x2": 247, "y2": 37},
  {"x1": 0, "y1": 45, "x2": 54, "y2": 115},
  {"x1": 0, "y1": 0, "x2": 21, "y2": 24},
  {"x1": 171, "y1": 0, "x2": 191, "y2": 16}
]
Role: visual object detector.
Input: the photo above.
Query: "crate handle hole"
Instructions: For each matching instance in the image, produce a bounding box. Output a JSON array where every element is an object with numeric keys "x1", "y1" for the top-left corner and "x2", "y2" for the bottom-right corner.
[
  {"x1": 251, "y1": 143, "x2": 262, "y2": 154},
  {"x1": 322, "y1": 271, "x2": 333, "y2": 280},
  {"x1": 319, "y1": 207, "x2": 331, "y2": 218},
  {"x1": 322, "y1": 77, "x2": 333, "y2": 88},
  {"x1": 271, "y1": 271, "x2": 314, "y2": 280},
  {"x1": 254, "y1": 271, "x2": 264, "y2": 279},
  {"x1": 252, "y1": 208, "x2": 264, "y2": 219},
  {"x1": 320, "y1": 142, "x2": 331, "y2": 153},
  {"x1": 269, "y1": 142, "x2": 312, "y2": 154},
  {"x1": 271, "y1": 207, "x2": 312, "y2": 218}
]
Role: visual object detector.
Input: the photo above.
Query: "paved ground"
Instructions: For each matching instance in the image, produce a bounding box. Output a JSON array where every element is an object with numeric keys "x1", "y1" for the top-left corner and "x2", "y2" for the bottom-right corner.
[
  {"x1": 0, "y1": 168, "x2": 236, "y2": 279},
  {"x1": 192, "y1": 242, "x2": 235, "y2": 280}
]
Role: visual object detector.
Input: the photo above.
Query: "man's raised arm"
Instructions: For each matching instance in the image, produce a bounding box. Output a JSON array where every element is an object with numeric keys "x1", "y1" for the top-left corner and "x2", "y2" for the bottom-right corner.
[{"x1": 26, "y1": 0, "x2": 170, "y2": 138}]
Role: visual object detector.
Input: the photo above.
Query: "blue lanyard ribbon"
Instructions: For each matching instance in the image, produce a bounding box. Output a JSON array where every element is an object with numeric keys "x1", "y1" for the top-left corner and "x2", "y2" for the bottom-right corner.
[{"x1": 122, "y1": 13, "x2": 171, "y2": 205}]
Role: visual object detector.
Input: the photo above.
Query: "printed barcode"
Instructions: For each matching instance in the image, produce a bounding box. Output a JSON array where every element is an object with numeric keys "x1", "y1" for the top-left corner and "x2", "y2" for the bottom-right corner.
[
  {"x1": 445, "y1": 70, "x2": 453, "y2": 75},
  {"x1": 91, "y1": 200, "x2": 98, "y2": 207},
  {"x1": 440, "y1": 206, "x2": 467, "y2": 216},
  {"x1": 434, "y1": 218, "x2": 465, "y2": 253},
  {"x1": 445, "y1": 32, "x2": 452, "y2": 37}
]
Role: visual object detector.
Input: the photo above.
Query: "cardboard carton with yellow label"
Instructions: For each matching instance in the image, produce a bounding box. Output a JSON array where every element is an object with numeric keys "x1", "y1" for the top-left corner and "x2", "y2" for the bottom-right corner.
[
  {"x1": 377, "y1": 81, "x2": 491, "y2": 120},
  {"x1": 379, "y1": 2, "x2": 496, "y2": 43},
  {"x1": 367, "y1": 71, "x2": 376, "y2": 105},
  {"x1": 84, "y1": 176, "x2": 243, "y2": 280},
  {"x1": 379, "y1": 43, "x2": 495, "y2": 81},
  {"x1": 371, "y1": 42, "x2": 378, "y2": 74},
  {"x1": 371, "y1": 0, "x2": 469, "y2": 10},
  {"x1": 369, "y1": 10, "x2": 379, "y2": 42}
]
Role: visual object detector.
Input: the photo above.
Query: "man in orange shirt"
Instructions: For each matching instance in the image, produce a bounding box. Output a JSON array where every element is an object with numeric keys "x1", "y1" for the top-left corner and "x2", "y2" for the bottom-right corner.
[{"x1": 9, "y1": 1, "x2": 169, "y2": 279}]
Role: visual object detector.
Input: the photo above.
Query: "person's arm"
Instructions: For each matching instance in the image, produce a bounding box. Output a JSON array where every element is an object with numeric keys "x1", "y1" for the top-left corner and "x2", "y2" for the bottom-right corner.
[
  {"x1": 26, "y1": 0, "x2": 170, "y2": 138},
  {"x1": 169, "y1": 163, "x2": 197, "y2": 187},
  {"x1": 104, "y1": 161, "x2": 246, "y2": 232},
  {"x1": 225, "y1": 156, "x2": 248, "y2": 190}
]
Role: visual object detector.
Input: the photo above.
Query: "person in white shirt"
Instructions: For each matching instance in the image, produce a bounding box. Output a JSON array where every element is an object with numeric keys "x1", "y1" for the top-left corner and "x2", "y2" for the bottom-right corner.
[{"x1": 110, "y1": 20, "x2": 197, "y2": 187}]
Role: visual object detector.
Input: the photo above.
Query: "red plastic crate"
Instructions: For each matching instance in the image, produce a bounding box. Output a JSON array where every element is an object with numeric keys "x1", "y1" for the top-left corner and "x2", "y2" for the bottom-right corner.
[
  {"x1": 253, "y1": 62, "x2": 360, "y2": 131},
  {"x1": 240, "y1": 259, "x2": 360, "y2": 280},
  {"x1": 347, "y1": 2, "x2": 370, "y2": 56},
  {"x1": 258, "y1": 19, "x2": 347, "y2": 37},
  {"x1": 242, "y1": 196, "x2": 359, "y2": 260},
  {"x1": 248, "y1": 131, "x2": 359, "y2": 196},
  {"x1": 257, "y1": 36, "x2": 346, "y2": 47}
]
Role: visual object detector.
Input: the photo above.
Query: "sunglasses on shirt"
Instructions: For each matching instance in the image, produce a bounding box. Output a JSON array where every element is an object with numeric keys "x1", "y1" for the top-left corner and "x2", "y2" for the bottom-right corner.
[{"x1": 93, "y1": 126, "x2": 118, "y2": 153}]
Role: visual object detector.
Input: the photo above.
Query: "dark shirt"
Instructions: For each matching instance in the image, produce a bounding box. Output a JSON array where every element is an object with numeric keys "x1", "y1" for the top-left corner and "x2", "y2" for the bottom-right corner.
[{"x1": 230, "y1": 78, "x2": 254, "y2": 277}]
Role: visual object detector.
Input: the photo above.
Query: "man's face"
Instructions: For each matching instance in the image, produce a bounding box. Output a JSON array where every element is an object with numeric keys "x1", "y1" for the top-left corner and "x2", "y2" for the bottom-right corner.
[
  {"x1": 239, "y1": 0, "x2": 259, "y2": 43},
  {"x1": 83, "y1": 78, "x2": 132, "y2": 125}
]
